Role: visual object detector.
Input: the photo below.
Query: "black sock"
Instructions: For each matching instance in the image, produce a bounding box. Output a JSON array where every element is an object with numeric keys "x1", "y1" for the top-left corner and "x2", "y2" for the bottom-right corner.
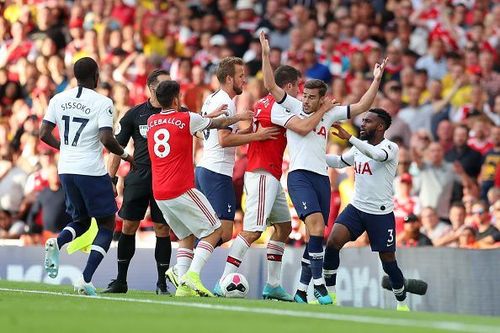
[
  {"x1": 116, "y1": 234, "x2": 135, "y2": 283},
  {"x1": 155, "y1": 236, "x2": 172, "y2": 286},
  {"x1": 83, "y1": 228, "x2": 112, "y2": 283},
  {"x1": 382, "y1": 260, "x2": 406, "y2": 301}
]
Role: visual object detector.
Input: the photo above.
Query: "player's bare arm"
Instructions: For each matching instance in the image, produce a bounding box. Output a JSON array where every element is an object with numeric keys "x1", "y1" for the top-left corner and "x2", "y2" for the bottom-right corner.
[
  {"x1": 205, "y1": 104, "x2": 229, "y2": 118},
  {"x1": 349, "y1": 58, "x2": 388, "y2": 117},
  {"x1": 210, "y1": 110, "x2": 280, "y2": 147},
  {"x1": 260, "y1": 31, "x2": 285, "y2": 102},
  {"x1": 99, "y1": 128, "x2": 136, "y2": 169},
  {"x1": 332, "y1": 123, "x2": 394, "y2": 162},
  {"x1": 286, "y1": 99, "x2": 340, "y2": 136},
  {"x1": 39, "y1": 120, "x2": 61, "y2": 150}
]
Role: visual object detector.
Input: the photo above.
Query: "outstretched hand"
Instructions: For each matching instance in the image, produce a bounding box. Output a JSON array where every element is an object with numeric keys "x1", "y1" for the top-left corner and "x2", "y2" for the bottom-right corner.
[
  {"x1": 320, "y1": 98, "x2": 341, "y2": 113},
  {"x1": 373, "y1": 57, "x2": 388, "y2": 81},
  {"x1": 259, "y1": 30, "x2": 270, "y2": 56},
  {"x1": 206, "y1": 104, "x2": 229, "y2": 118},
  {"x1": 331, "y1": 123, "x2": 352, "y2": 141},
  {"x1": 237, "y1": 110, "x2": 255, "y2": 121}
]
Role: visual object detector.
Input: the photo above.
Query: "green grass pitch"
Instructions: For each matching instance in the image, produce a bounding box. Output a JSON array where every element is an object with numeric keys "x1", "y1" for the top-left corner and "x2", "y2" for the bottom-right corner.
[{"x1": 1, "y1": 281, "x2": 499, "y2": 333}]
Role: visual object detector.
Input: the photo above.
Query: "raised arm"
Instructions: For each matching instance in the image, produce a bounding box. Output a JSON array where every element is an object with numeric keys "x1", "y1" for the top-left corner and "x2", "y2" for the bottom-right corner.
[
  {"x1": 349, "y1": 58, "x2": 387, "y2": 118},
  {"x1": 260, "y1": 31, "x2": 285, "y2": 102}
]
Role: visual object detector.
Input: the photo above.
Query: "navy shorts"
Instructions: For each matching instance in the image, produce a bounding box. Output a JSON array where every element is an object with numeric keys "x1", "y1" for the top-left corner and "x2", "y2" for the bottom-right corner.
[
  {"x1": 195, "y1": 167, "x2": 236, "y2": 221},
  {"x1": 336, "y1": 204, "x2": 396, "y2": 252},
  {"x1": 287, "y1": 170, "x2": 331, "y2": 223},
  {"x1": 60, "y1": 174, "x2": 118, "y2": 222}
]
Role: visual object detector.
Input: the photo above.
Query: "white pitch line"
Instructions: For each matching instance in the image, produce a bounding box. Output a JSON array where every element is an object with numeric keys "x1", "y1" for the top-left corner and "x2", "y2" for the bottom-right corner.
[{"x1": 0, "y1": 287, "x2": 497, "y2": 333}]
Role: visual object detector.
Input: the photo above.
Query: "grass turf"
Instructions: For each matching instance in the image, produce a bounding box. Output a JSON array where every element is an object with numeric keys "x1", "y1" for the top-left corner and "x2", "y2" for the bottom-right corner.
[{"x1": 0, "y1": 280, "x2": 499, "y2": 333}]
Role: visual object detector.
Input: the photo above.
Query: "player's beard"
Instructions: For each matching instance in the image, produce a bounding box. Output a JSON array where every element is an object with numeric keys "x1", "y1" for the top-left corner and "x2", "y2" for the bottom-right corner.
[
  {"x1": 233, "y1": 83, "x2": 243, "y2": 95},
  {"x1": 360, "y1": 129, "x2": 375, "y2": 141}
]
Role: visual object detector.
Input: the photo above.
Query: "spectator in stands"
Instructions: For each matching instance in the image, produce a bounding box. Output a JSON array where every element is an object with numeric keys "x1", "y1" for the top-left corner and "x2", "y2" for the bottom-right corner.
[
  {"x1": 468, "y1": 120, "x2": 493, "y2": 155},
  {"x1": 420, "y1": 206, "x2": 452, "y2": 243},
  {"x1": 398, "y1": 86, "x2": 433, "y2": 133},
  {"x1": 458, "y1": 226, "x2": 479, "y2": 249},
  {"x1": 393, "y1": 173, "x2": 419, "y2": 235},
  {"x1": 471, "y1": 201, "x2": 499, "y2": 242},
  {"x1": 0, "y1": 151, "x2": 27, "y2": 215},
  {"x1": 0, "y1": 208, "x2": 24, "y2": 239},
  {"x1": 445, "y1": 124, "x2": 482, "y2": 179},
  {"x1": 433, "y1": 202, "x2": 467, "y2": 247},
  {"x1": 397, "y1": 214, "x2": 433, "y2": 247},
  {"x1": 26, "y1": 164, "x2": 71, "y2": 240},
  {"x1": 415, "y1": 39, "x2": 447, "y2": 81},
  {"x1": 479, "y1": 126, "x2": 500, "y2": 199},
  {"x1": 413, "y1": 142, "x2": 472, "y2": 220}
]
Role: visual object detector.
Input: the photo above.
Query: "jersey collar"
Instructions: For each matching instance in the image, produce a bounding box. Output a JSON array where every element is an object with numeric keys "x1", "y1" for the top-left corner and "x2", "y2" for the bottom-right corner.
[{"x1": 161, "y1": 109, "x2": 176, "y2": 115}]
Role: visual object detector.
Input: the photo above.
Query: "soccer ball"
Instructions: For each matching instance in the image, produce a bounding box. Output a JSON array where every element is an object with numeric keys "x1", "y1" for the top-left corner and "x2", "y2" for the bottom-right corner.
[{"x1": 220, "y1": 273, "x2": 249, "y2": 298}]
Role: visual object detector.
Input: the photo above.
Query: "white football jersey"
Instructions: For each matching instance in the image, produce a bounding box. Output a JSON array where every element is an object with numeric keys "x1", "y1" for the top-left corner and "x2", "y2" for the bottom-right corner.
[
  {"x1": 341, "y1": 138, "x2": 399, "y2": 215},
  {"x1": 198, "y1": 89, "x2": 238, "y2": 177},
  {"x1": 271, "y1": 94, "x2": 349, "y2": 176},
  {"x1": 43, "y1": 86, "x2": 114, "y2": 176}
]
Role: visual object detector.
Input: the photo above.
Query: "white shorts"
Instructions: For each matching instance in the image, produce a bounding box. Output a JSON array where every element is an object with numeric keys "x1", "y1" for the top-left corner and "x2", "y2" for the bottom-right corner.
[
  {"x1": 155, "y1": 188, "x2": 221, "y2": 240},
  {"x1": 243, "y1": 171, "x2": 291, "y2": 232}
]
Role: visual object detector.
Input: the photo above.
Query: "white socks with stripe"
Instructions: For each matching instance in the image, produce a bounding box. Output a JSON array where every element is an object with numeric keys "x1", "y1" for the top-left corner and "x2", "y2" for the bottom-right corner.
[
  {"x1": 176, "y1": 248, "x2": 194, "y2": 278},
  {"x1": 222, "y1": 235, "x2": 251, "y2": 280},
  {"x1": 189, "y1": 241, "x2": 214, "y2": 274},
  {"x1": 266, "y1": 240, "x2": 285, "y2": 287}
]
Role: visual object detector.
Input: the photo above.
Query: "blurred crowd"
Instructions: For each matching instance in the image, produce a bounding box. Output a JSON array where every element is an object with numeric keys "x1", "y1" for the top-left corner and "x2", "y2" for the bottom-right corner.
[{"x1": 0, "y1": 0, "x2": 499, "y2": 249}]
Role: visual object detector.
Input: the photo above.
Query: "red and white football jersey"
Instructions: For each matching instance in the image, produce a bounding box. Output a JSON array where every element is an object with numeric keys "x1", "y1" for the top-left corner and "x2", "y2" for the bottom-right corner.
[
  {"x1": 147, "y1": 110, "x2": 210, "y2": 200},
  {"x1": 246, "y1": 94, "x2": 287, "y2": 180}
]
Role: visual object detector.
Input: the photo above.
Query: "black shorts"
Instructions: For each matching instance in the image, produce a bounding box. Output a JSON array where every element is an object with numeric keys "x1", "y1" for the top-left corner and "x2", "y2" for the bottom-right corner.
[{"x1": 118, "y1": 167, "x2": 167, "y2": 224}]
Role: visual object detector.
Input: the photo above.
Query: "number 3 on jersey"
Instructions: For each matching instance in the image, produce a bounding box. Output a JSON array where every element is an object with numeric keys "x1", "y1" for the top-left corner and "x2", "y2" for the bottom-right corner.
[{"x1": 153, "y1": 128, "x2": 170, "y2": 158}]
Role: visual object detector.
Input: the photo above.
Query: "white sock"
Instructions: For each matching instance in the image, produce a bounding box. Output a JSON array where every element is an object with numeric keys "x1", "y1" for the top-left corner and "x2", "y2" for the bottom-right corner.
[
  {"x1": 397, "y1": 298, "x2": 408, "y2": 307},
  {"x1": 266, "y1": 240, "x2": 285, "y2": 287},
  {"x1": 221, "y1": 235, "x2": 251, "y2": 279},
  {"x1": 189, "y1": 241, "x2": 214, "y2": 274},
  {"x1": 297, "y1": 283, "x2": 309, "y2": 292},
  {"x1": 313, "y1": 277, "x2": 326, "y2": 286},
  {"x1": 326, "y1": 285, "x2": 336, "y2": 293},
  {"x1": 176, "y1": 248, "x2": 193, "y2": 278}
]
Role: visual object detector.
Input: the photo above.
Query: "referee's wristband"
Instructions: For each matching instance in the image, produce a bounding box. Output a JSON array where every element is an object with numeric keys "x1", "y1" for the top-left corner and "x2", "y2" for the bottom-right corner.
[
  {"x1": 120, "y1": 151, "x2": 129, "y2": 159},
  {"x1": 111, "y1": 176, "x2": 118, "y2": 185}
]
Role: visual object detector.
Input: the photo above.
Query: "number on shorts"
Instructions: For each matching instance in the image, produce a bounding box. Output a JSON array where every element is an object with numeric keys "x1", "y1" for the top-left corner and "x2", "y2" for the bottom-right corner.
[
  {"x1": 387, "y1": 228, "x2": 394, "y2": 243},
  {"x1": 153, "y1": 128, "x2": 170, "y2": 158}
]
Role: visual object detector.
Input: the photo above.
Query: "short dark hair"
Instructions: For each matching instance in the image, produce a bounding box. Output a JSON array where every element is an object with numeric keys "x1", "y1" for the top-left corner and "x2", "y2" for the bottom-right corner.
[
  {"x1": 74, "y1": 57, "x2": 98, "y2": 82},
  {"x1": 274, "y1": 65, "x2": 301, "y2": 88},
  {"x1": 304, "y1": 79, "x2": 328, "y2": 97},
  {"x1": 147, "y1": 69, "x2": 170, "y2": 89},
  {"x1": 216, "y1": 57, "x2": 244, "y2": 84},
  {"x1": 450, "y1": 201, "x2": 466, "y2": 210},
  {"x1": 155, "y1": 80, "x2": 180, "y2": 109},
  {"x1": 369, "y1": 108, "x2": 392, "y2": 130}
]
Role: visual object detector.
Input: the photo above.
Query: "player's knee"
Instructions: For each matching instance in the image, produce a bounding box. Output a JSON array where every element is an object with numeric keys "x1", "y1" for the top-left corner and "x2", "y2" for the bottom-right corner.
[
  {"x1": 122, "y1": 220, "x2": 140, "y2": 235},
  {"x1": 77, "y1": 217, "x2": 92, "y2": 229},
  {"x1": 96, "y1": 215, "x2": 116, "y2": 231},
  {"x1": 221, "y1": 229, "x2": 233, "y2": 243},
  {"x1": 153, "y1": 223, "x2": 170, "y2": 237},
  {"x1": 241, "y1": 231, "x2": 261, "y2": 244},
  {"x1": 274, "y1": 223, "x2": 292, "y2": 240}
]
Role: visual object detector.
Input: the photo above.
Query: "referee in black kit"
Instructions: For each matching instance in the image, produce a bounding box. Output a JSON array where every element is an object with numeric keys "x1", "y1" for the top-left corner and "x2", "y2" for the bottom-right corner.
[{"x1": 103, "y1": 69, "x2": 173, "y2": 295}]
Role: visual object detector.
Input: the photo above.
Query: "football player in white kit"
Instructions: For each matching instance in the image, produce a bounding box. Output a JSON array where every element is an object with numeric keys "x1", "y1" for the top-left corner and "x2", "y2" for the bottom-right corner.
[
  {"x1": 259, "y1": 31, "x2": 388, "y2": 304},
  {"x1": 325, "y1": 109, "x2": 411, "y2": 311},
  {"x1": 40, "y1": 57, "x2": 134, "y2": 296}
]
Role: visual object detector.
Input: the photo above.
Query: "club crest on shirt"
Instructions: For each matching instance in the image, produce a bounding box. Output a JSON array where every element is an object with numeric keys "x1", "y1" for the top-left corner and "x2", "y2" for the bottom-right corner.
[{"x1": 139, "y1": 125, "x2": 148, "y2": 138}]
